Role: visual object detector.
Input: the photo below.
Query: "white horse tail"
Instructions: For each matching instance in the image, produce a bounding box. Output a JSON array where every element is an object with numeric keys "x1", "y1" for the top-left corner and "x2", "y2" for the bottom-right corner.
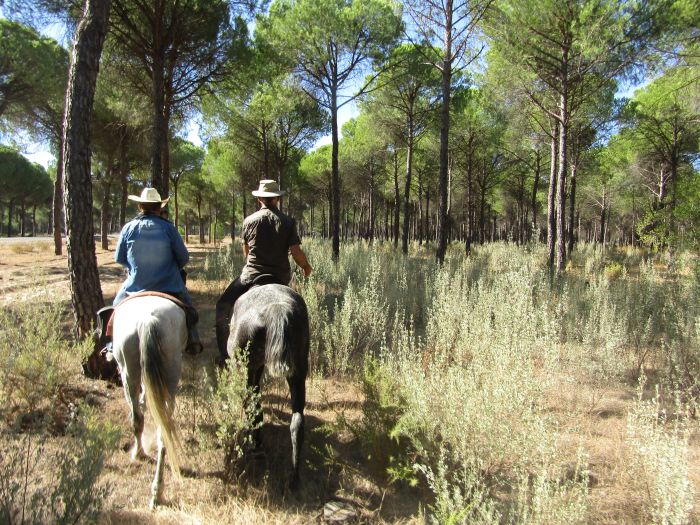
[
  {"x1": 265, "y1": 303, "x2": 293, "y2": 378},
  {"x1": 140, "y1": 316, "x2": 183, "y2": 477}
]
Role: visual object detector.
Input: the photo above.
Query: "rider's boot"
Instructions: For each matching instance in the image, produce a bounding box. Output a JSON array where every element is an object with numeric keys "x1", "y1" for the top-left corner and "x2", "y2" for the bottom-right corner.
[{"x1": 95, "y1": 306, "x2": 114, "y2": 353}]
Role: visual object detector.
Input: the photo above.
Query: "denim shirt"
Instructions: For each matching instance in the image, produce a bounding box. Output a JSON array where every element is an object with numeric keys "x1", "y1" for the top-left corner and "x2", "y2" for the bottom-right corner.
[{"x1": 113, "y1": 214, "x2": 190, "y2": 305}]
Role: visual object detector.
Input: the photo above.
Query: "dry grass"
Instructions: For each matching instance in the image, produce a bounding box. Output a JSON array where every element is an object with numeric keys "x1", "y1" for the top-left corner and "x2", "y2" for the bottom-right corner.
[{"x1": 1, "y1": 239, "x2": 699, "y2": 523}]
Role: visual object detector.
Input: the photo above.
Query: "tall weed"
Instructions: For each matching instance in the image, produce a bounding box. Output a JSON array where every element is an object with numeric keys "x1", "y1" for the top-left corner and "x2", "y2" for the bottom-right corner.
[{"x1": 626, "y1": 385, "x2": 694, "y2": 525}]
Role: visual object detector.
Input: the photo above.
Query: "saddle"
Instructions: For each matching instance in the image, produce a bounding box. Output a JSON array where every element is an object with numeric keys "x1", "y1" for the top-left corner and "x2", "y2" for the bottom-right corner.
[{"x1": 104, "y1": 291, "x2": 190, "y2": 337}]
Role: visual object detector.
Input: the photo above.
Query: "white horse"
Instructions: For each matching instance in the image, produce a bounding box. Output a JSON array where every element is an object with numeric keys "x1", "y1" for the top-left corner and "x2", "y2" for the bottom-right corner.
[{"x1": 112, "y1": 295, "x2": 186, "y2": 509}]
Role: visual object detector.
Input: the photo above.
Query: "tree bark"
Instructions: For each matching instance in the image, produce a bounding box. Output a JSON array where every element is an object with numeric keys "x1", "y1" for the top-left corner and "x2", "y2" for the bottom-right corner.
[
  {"x1": 100, "y1": 178, "x2": 111, "y2": 250},
  {"x1": 393, "y1": 148, "x2": 400, "y2": 247},
  {"x1": 436, "y1": 5, "x2": 453, "y2": 264},
  {"x1": 402, "y1": 116, "x2": 415, "y2": 255},
  {"x1": 530, "y1": 149, "x2": 540, "y2": 241},
  {"x1": 330, "y1": 81, "x2": 340, "y2": 261},
  {"x1": 62, "y1": 0, "x2": 110, "y2": 338},
  {"x1": 556, "y1": 86, "x2": 568, "y2": 275},
  {"x1": 547, "y1": 120, "x2": 558, "y2": 271},
  {"x1": 567, "y1": 161, "x2": 577, "y2": 255},
  {"x1": 150, "y1": 48, "x2": 166, "y2": 193}
]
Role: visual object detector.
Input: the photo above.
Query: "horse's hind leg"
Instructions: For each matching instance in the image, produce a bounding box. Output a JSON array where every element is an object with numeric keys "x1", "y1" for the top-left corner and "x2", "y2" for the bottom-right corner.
[
  {"x1": 150, "y1": 427, "x2": 166, "y2": 510},
  {"x1": 247, "y1": 365, "x2": 265, "y2": 449},
  {"x1": 287, "y1": 373, "x2": 306, "y2": 490},
  {"x1": 121, "y1": 368, "x2": 147, "y2": 461}
]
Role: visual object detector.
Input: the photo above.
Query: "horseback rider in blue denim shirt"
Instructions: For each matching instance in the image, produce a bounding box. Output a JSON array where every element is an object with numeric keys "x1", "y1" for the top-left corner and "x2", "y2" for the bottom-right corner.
[{"x1": 97, "y1": 188, "x2": 203, "y2": 355}]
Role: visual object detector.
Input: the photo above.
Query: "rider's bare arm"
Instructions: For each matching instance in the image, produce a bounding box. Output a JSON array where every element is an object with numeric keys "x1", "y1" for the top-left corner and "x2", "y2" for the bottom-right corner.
[
  {"x1": 290, "y1": 244, "x2": 312, "y2": 277},
  {"x1": 243, "y1": 242, "x2": 250, "y2": 258}
]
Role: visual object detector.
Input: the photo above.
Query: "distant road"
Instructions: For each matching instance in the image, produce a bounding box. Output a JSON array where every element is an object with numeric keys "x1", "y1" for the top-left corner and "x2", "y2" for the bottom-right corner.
[
  {"x1": 0, "y1": 236, "x2": 55, "y2": 245},
  {"x1": 0, "y1": 235, "x2": 117, "y2": 245}
]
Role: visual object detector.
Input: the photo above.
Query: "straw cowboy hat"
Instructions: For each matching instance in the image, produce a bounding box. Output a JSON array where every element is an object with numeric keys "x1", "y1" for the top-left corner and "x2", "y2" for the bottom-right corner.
[
  {"x1": 252, "y1": 179, "x2": 285, "y2": 197},
  {"x1": 127, "y1": 187, "x2": 170, "y2": 207}
]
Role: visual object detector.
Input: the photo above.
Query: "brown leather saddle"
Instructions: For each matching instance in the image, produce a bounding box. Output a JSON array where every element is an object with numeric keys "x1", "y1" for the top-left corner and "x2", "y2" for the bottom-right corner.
[{"x1": 105, "y1": 291, "x2": 189, "y2": 337}]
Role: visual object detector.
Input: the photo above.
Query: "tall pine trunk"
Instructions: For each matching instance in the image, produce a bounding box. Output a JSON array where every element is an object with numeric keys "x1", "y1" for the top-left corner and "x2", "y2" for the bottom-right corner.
[
  {"x1": 547, "y1": 121, "x2": 558, "y2": 271},
  {"x1": 556, "y1": 85, "x2": 568, "y2": 275},
  {"x1": 530, "y1": 149, "x2": 540, "y2": 241},
  {"x1": 330, "y1": 81, "x2": 340, "y2": 261},
  {"x1": 62, "y1": 0, "x2": 110, "y2": 338},
  {"x1": 567, "y1": 161, "x2": 577, "y2": 255},
  {"x1": 436, "y1": 7, "x2": 453, "y2": 264},
  {"x1": 393, "y1": 148, "x2": 400, "y2": 247},
  {"x1": 402, "y1": 117, "x2": 415, "y2": 255},
  {"x1": 151, "y1": 49, "x2": 166, "y2": 193}
]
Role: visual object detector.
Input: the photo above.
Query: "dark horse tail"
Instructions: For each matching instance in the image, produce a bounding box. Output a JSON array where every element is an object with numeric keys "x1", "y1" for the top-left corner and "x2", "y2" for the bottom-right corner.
[
  {"x1": 264, "y1": 299, "x2": 297, "y2": 378},
  {"x1": 232, "y1": 284, "x2": 309, "y2": 380}
]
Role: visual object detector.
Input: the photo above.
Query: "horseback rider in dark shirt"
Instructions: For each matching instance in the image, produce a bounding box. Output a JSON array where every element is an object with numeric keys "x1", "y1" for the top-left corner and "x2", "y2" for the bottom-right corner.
[{"x1": 215, "y1": 179, "x2": 312, "y2": 363}]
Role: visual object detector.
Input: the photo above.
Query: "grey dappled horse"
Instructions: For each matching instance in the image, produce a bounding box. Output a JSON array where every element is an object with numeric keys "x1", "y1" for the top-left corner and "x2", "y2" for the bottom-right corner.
[
  {"x1": 112, "y1": 296, "x2": 186, "y2": 509},
  {"x1": 227, "y1": 284, "x2": 310, "y2": 489}
]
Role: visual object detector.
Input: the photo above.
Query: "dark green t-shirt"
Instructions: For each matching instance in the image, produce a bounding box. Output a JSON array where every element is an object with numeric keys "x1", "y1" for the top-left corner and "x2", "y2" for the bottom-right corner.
[{"x1": 240, "y1": 205, "x2": 301, "y2": 285}]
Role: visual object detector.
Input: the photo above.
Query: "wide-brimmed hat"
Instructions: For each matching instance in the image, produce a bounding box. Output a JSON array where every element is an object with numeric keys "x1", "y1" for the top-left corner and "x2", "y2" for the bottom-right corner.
[
  {"x1": 127, "y1": 187, "x2": 169, "y2": 207},
  {"x1": 252, "y1": 179, "x2": 285, "y2": 197}
]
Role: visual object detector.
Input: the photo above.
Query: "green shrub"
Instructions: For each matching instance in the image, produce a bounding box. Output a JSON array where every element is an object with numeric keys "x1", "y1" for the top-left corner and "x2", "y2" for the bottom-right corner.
[
  {"x1": 210, "y1": 346, "x2": 261, "y2": 467},
  {"x1": 329, "y1": 356, "x2": 414, "y2": 486},
  {"x1": 626, "y1": 385, "x2": 694, "y2": 525},
  {"x1": 416, "y1": 450, "x2": 500, "y2": 525},
  {"x1": 0, "y1": 407, "x2": 120, "y2": 525},
  {"x1": 0, "y1": 299, "x2": 88, "y2": 427},
  {"x1": 603, "y1": 261, "x2": 624, "y2": 281}
]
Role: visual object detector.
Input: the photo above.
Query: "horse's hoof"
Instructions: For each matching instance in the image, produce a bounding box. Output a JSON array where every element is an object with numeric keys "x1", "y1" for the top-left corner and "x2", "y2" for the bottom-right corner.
[
  {"x1": 131, "y1": 448, "x2": 148, "y2": 462},
  {"x1": 185, "y1": 341, "x2": 203, "y2": 355},
  {"x1": 149, "y1": 498, "x2": 157, "y2": 511}
]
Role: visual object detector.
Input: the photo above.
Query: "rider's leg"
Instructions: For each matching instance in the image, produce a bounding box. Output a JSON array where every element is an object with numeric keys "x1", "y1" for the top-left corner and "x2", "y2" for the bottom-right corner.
[
  {"x1": 215, "y1": 277, "x2": 250, "y2": 363},
  {"x1": 175, "y1": 288, "x2": 203, "y2": 355}
]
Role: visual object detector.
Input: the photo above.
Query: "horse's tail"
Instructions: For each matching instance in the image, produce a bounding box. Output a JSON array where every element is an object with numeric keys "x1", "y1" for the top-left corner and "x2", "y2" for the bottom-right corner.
[
  {"x1": 265, "y1": 303, "x2": 293, "y2": 378},
  {"x1": 140, "y1": 316, "x2": 183, "y2": 477}
]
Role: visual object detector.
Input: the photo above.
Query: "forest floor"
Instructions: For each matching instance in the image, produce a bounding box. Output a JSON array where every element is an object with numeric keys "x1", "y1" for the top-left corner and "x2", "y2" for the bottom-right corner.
[
  {"x1": 0, "y1": 238, "x2": 422, "y2": 524},
  {"x1": 2, "y1": 238, "x2": 699, "y2": 524}
]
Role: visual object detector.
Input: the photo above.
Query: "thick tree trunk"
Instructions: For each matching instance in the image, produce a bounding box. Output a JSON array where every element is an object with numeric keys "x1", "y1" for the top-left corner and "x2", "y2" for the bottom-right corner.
[
  {"x1": 62, "y1": 0, "x2": 109, "y2": 338},
  {"x1": 547, "y1": 121, "x2": 558, "y2": 271}
]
